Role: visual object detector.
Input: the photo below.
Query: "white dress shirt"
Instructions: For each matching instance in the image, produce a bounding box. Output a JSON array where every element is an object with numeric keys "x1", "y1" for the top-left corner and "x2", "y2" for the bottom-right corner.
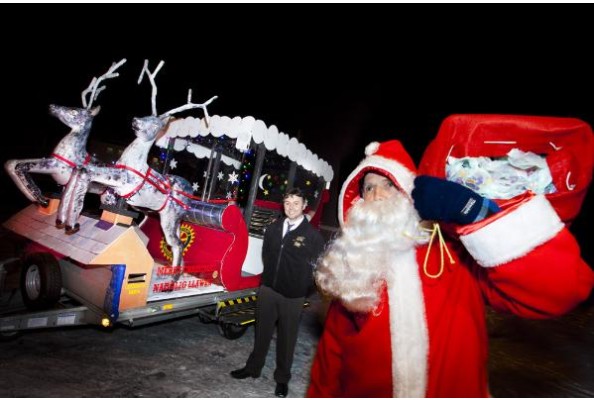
[{"x1": 283, "y1": 216, "x2": 305, "y2": 237}]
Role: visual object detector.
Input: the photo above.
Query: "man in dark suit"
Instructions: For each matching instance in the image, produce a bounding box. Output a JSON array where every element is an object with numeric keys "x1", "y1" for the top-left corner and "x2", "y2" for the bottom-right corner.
[{"x1": 230, "y1": 188, "x2": 325, "y2": 398}]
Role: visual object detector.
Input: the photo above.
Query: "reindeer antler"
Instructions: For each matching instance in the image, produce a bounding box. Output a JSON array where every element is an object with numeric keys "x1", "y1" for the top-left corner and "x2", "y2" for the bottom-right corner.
[
  {"x1": 81, "y1": 58, "x2": 127, "y2": 109},
  {"x1": 160, "y1": 89, "x2": 218, "y2": 126},
  {"x1": 137, "y1": 59, "x2": 165, "y2": 116}
]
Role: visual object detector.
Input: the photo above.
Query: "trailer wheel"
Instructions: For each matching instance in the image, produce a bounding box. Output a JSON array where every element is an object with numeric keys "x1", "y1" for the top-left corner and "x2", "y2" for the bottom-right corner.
[
  {"x1": 20, "y1": 253, "x2": 62, "y2": 310},
  {"x1": 218, "y1": 322, "x2": 248, "y2": 340}
]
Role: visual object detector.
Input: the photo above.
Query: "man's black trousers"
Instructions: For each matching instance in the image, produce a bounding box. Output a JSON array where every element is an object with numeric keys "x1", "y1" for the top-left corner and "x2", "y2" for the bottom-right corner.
[{"x1": 245, "y1": 285, "x2": 305, "y2": 384}]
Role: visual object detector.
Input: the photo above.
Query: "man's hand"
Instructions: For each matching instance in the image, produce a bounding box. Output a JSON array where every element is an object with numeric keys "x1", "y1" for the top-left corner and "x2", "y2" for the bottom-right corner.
[{"x1": 412, "y1": 175, "x2": 500, "y2": 225}]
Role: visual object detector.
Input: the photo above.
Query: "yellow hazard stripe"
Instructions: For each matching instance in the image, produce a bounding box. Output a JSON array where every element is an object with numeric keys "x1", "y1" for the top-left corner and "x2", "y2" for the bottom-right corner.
[{"x1": 218, "y1": 295, "x2": 258, "y2": 308}]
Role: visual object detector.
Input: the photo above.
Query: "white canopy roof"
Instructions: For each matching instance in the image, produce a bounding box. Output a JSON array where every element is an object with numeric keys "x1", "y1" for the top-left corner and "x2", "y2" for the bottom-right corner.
[{"x1": 156, "y1": 115, "x2": 334, "y2": 182}]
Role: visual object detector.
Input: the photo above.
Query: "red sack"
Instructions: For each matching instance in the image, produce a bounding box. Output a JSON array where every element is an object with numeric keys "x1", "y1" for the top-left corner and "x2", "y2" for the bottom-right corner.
[{"x1": 419, "y1": 114, "x2": 594, "y2": 224}]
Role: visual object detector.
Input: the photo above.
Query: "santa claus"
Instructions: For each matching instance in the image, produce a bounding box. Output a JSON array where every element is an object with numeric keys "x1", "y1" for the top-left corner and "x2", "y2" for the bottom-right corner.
[{"x1": 307, "y1": 138, "x2": 594, "y2": 397}]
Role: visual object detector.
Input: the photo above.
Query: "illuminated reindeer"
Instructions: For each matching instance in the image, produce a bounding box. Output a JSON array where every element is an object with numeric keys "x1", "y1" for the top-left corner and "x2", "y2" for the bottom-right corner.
[
  {"x1": 59, "y1": 60, "x2": 218, "y2": 275},
  {"x1": 4, "y1": 59, "x2": 126, "y2": 212}
]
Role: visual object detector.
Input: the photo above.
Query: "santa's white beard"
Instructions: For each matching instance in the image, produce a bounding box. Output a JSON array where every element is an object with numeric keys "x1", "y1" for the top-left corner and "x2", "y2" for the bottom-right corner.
[{"x1": 315, "y1": 193, "x2": 429, "y2": 313}]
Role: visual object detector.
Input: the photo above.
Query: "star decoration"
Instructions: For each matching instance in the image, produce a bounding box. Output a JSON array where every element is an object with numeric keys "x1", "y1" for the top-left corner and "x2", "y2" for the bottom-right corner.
[
  {"x1": 264, "y1": 189, "x2": 269, "y2": 196},
  {"x1": 218, "y1": 171, "x2": 224, "y2": 181},
  {"x1": 169, "y1": 158, "x2": 178, "y2": 169},
  {"x1": 228, "y1": 171, "x2": 239, "y2": 185},
  {"x1": 192, "y1": 182, "x2": 200, "y2": 192},
  {"x1": 203, "y1": 171, "x2": 208, "y2": 178},
  {"x1": 314, "y1": 190, "x2": 319, "y2": 198},
  {"x1": 226, "y1": 191, "x2": 233, "y2": 200}
]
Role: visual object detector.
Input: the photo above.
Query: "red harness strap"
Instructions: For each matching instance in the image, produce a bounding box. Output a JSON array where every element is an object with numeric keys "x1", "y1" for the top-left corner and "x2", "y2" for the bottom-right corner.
[
  {"x1": 171, "y1": 188, "x2": 232, "y2": 204},
  {"x1": 115, "y1": 164, "x2": 154, "y2": 199},
  {"x1": 114, "y1": 164, "x2": 190, "y2": 211}
]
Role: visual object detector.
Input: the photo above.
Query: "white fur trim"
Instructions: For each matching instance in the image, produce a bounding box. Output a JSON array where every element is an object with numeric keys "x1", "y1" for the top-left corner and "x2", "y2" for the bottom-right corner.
[
  {"x1": 337, "y1": 189, "x2": 346, "y2": 228},
  {"x1": 365, "y1": 141, "x2": 380, "y2": 156},
  {"x1": 386, "y1": 250, "x2": 429, "y2": 398},
  {"x1": 338, "y1": 155, "x2": 416, "y2": 227},
  {"x1": 460, "y1": 195, "x2": 564, "y2": 267}
]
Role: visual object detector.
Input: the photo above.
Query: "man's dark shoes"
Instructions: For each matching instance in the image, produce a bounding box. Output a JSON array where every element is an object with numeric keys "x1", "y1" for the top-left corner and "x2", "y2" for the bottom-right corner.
[
  {"x1": 230, "y1": 367, "x2": 259, "y2": 379},
  {"x1": 275, "y1": 383, "x2": 288, "y2": 398}
]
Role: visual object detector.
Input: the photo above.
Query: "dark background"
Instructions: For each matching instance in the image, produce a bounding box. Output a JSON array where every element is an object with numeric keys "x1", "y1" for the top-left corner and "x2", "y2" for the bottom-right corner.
[{"x1": 1, "y1": 5, "x2": 592, "y2": 266}]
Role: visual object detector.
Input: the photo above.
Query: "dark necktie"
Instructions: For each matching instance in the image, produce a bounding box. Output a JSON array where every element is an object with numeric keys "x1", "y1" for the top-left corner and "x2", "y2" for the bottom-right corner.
[{"x1": 285, "y1": 222, "x2": 294, "y2": 237}]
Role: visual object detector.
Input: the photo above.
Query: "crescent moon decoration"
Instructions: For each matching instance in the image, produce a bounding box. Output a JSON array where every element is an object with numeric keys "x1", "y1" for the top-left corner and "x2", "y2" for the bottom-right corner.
[{"x1": 258, "y1": 174, "x2": 269, "y2": 191}]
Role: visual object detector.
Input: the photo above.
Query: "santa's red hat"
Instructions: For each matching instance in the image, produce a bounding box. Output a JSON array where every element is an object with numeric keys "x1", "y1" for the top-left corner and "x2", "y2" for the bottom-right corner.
[{"x1": 339, "y1": 140, "x2": 418, "y2": 226}]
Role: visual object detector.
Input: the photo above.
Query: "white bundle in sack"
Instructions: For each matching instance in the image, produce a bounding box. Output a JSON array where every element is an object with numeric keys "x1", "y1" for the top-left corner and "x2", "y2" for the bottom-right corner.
[{"x1": 446, "y1": 149, "x2": 557, "y2": 200}]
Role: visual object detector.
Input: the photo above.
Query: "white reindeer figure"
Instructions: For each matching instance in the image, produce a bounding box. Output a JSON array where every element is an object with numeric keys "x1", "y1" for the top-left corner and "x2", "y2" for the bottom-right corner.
[
  {"x1": 4, "y1": 59, "x2": 127, "y2": 213},
  {"x1": 59, "y1": 60, "x2": 218, "y2": 276}
]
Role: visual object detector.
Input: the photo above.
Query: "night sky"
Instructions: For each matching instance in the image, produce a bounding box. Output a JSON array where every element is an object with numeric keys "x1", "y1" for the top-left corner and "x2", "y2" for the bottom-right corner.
[{"x1": 2, "y1": 5, "x2": 593, "y2": 264}]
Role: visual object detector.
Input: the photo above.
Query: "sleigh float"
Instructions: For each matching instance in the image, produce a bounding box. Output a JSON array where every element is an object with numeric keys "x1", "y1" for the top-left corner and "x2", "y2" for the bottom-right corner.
[{"x1": 1, "y1": 108, "x2": 333, "y2": 340}]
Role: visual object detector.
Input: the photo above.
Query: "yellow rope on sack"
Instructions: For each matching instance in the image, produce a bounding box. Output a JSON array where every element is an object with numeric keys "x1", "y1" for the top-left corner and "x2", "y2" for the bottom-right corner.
[{"x1": 422, "y1": 223, "x2": 456, "y2": 279}]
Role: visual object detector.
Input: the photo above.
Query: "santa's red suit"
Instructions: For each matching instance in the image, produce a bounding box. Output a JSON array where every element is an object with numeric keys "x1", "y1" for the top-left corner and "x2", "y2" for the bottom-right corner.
[{"x1": 307, "y1": 121, "x2": 594, "y2": 398}]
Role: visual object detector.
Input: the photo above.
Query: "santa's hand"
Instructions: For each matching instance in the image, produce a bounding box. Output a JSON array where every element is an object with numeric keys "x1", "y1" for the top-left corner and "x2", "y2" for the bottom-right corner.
[{"x1": 412, "y1": 175, "x2": 500, "y2": 225}]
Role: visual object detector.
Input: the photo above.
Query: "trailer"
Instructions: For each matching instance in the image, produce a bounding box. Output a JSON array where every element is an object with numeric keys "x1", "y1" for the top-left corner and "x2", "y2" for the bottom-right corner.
[{"x1": 0, "y1": 112, "x2": 333, "y2": 340}]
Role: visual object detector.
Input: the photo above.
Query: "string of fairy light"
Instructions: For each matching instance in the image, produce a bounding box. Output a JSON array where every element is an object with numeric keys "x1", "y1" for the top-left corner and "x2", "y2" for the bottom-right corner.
[{"x1": 152, "y1": 135, "x2": 324, "y2": 205}]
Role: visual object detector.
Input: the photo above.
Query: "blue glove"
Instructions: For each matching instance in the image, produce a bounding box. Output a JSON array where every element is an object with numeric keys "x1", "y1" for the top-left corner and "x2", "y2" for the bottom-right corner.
[{"x1": 412, "y1": 176, "x2": 500, "y2": 225}]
